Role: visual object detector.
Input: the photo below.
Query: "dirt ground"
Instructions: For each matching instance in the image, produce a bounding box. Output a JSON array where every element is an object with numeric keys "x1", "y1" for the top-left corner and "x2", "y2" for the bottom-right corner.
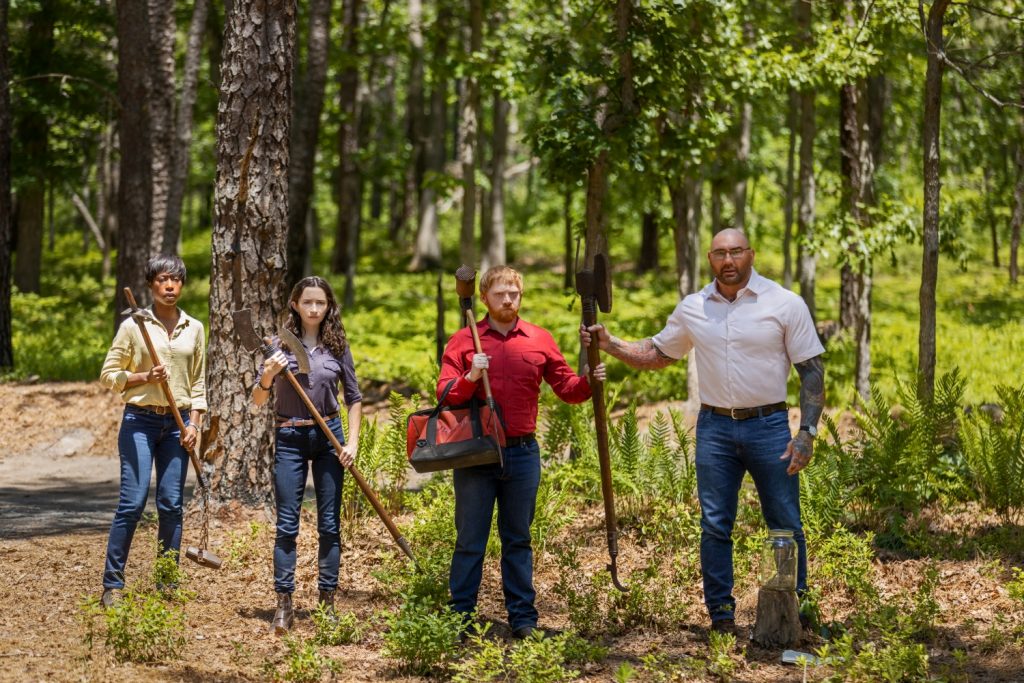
[{"x1": 2, "y1": 382, "x2": 1023, "y2": 682}]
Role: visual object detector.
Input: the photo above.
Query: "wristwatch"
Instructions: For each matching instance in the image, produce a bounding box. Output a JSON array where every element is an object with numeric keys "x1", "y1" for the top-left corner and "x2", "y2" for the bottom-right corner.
[{"x1": 799, "y1": 425, "x2": 818, "y2": 438}]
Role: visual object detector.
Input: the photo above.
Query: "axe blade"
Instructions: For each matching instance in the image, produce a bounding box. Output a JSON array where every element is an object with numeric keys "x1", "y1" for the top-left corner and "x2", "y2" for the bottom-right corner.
[
  {"x1": 231, "y1": 309, "x2": 265, "y2": 354},
  {"x1": 122, "y1": 305, "x2": 159, "y2": 325},
  {"x1": 594, "y1": 253, "x2": 612, "y2": 314},
  {"x1": 277, "y1": 327, "x2": 311, "y2": 376}
]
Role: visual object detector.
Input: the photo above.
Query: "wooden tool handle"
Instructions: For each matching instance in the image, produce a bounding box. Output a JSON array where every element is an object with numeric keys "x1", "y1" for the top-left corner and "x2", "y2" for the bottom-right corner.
[
  {"x1": 281, "y1": 370, "x2": 417, "y2": 564},
  {"x1": 464, "y1": 309, "x2": 494, "y2": 399},
  {"x1": 123, "y1": 288, "x2": 208, "y2": 491}
]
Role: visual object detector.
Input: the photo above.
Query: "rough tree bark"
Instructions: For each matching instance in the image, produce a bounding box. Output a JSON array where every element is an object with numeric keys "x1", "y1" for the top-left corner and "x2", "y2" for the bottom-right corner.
[
  {"x1": 458, "y1": 0, "x2": 483, "y2": 267},
  {"x1": 331, "y1": 0, "x2": 363, "y2": 276},
  {"x1": 146, "y1": 0, "x2": 176, "y2": 256},
  {"x1": 207, "y1": 0, "x2": 295, "y2": 505},
  {"x1": 670, "y1": 178, "x2": 702, "y2": 414},
  {"x1": 637, "y1": 211, "x2": 658, "y2": 273},
  {"x1": 395, "y1": 0, "x2": 425, "y2": 242},
  {"x1": 0, "y1": 0, "x2": 12, "y2": 369},
  {"x1": 918, "y1": 0, "x2": 952, "y2": 402},
  {"x1": 287, "y1": 0, "x2": 333, "y2": 285},
  {"x1": 782, "y1": 88, "x2": 798, "y2": 289},
  {"x1": 409, "y1": 5, "x2": 450, "y2": 271},
  {"x1": 796, "y1": 0, "x2": 817, "y2": 321},
  {"x1": 163, "y1": 0, "x2": 211, "y2": 255},
  {"x1": 114, "y1": 0, "x2": 153, "y2": 330},
  {"x1": 13, "y1": 2, "x2": 54, "y2": 295},
  {"x1": 481, "y1": 92, "x2": 509, "y2": 271}
]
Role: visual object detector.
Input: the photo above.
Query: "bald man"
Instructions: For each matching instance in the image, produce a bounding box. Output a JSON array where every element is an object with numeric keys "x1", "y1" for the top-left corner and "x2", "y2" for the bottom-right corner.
[{"x1": 581, "y1": 229, "x2": 825, "y2": 635}]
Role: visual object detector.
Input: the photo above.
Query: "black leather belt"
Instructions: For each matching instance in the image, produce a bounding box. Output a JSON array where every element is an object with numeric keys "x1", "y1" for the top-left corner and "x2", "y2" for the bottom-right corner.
[
  {"x1": 700, "y1": 402, "x2": 788, "y2": 420},
  {"x1": 504, "y1": 433, "x2": 536, "y2": 448}
]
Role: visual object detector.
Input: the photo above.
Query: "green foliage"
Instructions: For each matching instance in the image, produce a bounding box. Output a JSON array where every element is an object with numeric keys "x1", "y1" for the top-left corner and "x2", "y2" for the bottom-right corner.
[
  {"x1": 312, "y1": 604, "x2": 365, "y2": 646},
  {"x1": 811, "y1": 527, "x2": 877, "y2": 604},
  {"x1": 800, "y1": 414, "x2": 857, "y2": 535},
  {"x1": 343, "y1": 391, "x2": 415, "y2": 521},
  {"x1": 818, "y1": 634, "x2": 932, "y2": 683},
  {"x1": 453, "y1": 630, "x2": 603, "y2": 683},
  {"x1": 961, "y1": 384, "x2": 1024, "y2": 524},
  {"x1": 849, "y1": 369, "x2": 967, "y2": 532},
  {"x1": 226, "y1": 521, "x2": 268, "y2": 568},
  {"x1": 273, "y1": 635, "x2": 341, "y2": 683},
  {"x1": 706, "y1": 630, "x2": 738, "y2": 681},
  {"x1": 98, "y1": 590, "x2": 187, "y2": 663},
  {"x1": 381, "y1": 596, "x2": 465, "y2": 676},
  {"x1": 1007, "y1": 567, "x2": 1024, "y2": 605}
]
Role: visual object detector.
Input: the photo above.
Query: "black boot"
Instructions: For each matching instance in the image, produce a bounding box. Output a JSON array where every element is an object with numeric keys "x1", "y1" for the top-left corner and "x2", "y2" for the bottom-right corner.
[
  {"x1": 317, "y1": 589, "x2": 336, "y2": 618},
  {"x1": 272, "y1": 592, "x2": 294, "y2": 635}
]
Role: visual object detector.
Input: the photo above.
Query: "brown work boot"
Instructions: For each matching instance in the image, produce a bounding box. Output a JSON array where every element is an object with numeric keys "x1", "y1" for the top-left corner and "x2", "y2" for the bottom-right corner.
[
  {"x1": 317, "y1": 590, "x2": 336, "y2": 618},
  {"x1": 272, "y1": 592, "x2": 294, "y2": 635}
]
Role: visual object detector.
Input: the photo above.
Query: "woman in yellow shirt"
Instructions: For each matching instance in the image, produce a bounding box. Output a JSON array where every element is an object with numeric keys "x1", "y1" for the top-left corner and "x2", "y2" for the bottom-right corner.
[{"x1": 98, "y1": 255, "x2": 206, "y2": 606}]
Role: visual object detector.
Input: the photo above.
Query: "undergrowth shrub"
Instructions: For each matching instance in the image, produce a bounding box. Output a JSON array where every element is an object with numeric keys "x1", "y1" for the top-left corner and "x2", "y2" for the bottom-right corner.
[
  {"x1": 452, "y1": 630, "x2": 604, "y2": 683},
  {"x1": 961, "y1": 383, "x2": 1024, "y2": 524},
  {"x1": 312, "y1": 604, "x2": 364, "y2": 646},
  {"x1": 818, "y1": 634, "x2": 932, "y2": 683},
  {"x1": 343, "y1": 391, "x2": 416, "y2": 522},
  {"x1": 801, "y1": 414, "x2": 857, "y2": 536},
  {"x1": 88, "y1": 589, "x2": 187, "y2": 663},
  {"x1": 226, "y1": 521, "x2": 268, "y2": 568},
  {"x1": 382, "y1": 596, "x2": 465, "y2": 676},
  {"x1": 270, "y1": 635, "x2": 341, "y2": 682}
]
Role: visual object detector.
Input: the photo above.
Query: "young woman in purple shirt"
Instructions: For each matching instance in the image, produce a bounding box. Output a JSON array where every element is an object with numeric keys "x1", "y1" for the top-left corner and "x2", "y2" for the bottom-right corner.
[{"x1": 251, "y1": 276, "x2": 362, "y2": 634}]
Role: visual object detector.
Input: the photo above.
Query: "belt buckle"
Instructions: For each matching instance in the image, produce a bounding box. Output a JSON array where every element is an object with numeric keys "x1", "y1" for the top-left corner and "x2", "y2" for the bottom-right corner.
[{"x1": 730, "y1": 407, "x2": 740, "y2": 420}]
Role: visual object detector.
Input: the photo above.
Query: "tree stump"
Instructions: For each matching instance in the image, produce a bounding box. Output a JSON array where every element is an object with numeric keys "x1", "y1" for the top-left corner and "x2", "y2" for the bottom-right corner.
[{"x1": 752, "y1": 587, "x2": 801, "y2": 648}]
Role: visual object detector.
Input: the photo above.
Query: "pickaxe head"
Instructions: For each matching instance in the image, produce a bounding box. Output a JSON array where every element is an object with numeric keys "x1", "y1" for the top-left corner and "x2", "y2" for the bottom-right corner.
[
  {"x1": 231, "y1": 309, "x2": 311, "y2": 375},
  {"x1": 122, "y1": 305, "x2": 160, "y2": 326},
  {"x1": 575, "y1": 252, "x2": 613, "y2": 313}
]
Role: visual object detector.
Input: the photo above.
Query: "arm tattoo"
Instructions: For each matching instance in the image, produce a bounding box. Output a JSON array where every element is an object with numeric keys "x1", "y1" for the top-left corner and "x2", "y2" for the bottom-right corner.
[
  {"x1": 794, "y1": 355, "x2": 825, "y2": 431},
  {"x1": 604, "y1": 336, "x2": 677, "y2": 371}
]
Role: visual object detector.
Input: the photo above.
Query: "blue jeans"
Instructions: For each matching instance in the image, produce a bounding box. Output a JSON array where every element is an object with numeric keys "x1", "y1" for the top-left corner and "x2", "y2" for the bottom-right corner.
[
  {"x1": 273, "y1": 417, "x2": 346, "y2": 594},
  {"x1": 695, "y1": 409, "x2": 806, "y2": 622},
  {"x1": 450, "y1": 440, "x2": 542, "y2": 630},
  {"x1": 103, "y1": 405, "x2": 190, "y2": 589}
]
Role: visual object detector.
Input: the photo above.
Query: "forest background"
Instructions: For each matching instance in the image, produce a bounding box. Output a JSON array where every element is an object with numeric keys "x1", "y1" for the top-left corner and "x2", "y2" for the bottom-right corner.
[{"x1": 2, "y1": 0, "x2": 1024, "y2": 681}]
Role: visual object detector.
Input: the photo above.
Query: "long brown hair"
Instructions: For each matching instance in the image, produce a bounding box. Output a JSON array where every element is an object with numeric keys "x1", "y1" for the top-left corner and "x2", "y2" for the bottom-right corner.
[{"x1": 284, "y1": 276, "x2": 348, "y2": 358}]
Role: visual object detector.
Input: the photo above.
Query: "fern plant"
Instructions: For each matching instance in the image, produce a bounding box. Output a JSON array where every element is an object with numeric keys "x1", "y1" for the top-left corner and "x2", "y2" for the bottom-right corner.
[
  {"x1": 961, "y1": 383, "x2": 1024, "y2": 525},
  {"x1": 800, "y1": 413, "x2": 856, "y2": 536}
]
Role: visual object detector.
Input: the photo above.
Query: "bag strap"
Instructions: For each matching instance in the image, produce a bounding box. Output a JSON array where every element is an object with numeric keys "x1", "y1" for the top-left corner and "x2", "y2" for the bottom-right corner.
[{"x1": 425, "y1": 378, "x2": 459, "y2": 444}]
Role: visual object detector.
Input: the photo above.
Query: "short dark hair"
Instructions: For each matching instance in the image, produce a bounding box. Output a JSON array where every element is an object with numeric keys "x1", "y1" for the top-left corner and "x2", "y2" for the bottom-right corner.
[{"x1": 145, "y1": 255, "x2": 187, "y2": 284}]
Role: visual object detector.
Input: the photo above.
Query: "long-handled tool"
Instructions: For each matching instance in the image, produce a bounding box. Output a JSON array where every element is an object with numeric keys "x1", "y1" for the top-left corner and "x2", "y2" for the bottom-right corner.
[
  {"x1": 232, "y1": 309, "x2": 417, "y2": 566},
  {"x1": 575, "y1": 254, "x2": 627, "y2": 592},
  {"x1": 122, "y1": 288, "x2": 222, "y2": 570},
  {"x1": 454, "y1": 265, "x2": 504, "y2": 464}
]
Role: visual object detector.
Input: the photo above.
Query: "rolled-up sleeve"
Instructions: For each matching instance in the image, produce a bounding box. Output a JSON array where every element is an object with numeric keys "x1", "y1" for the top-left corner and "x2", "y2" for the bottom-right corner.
[
  {"x1": 190, "y1": 321, "x2": 208, "y2": 411},
  {"x1": 99, "y1": 321, "x2": 137, "y2": 392}
]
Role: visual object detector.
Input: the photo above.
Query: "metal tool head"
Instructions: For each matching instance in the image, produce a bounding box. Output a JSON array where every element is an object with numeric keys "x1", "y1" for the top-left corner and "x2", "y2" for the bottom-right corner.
[
  {"x1": 594, "y1": 252, "x2": 612, "y2": 313},
  {"x1": 121, "y1": 305, "x2": 159, "y2": 325},
  {"x1": 454, "y1": 264, "x2": 477, "y2": 309},
  {"x1": 231, "y1": 309, "x2": 265, "y2": 354},
  {"x1": 185, "y1": 546, "x2": 223, "y2": 569},
  {"x1": 276, "y1": 327, "x2": 310, "y2": 376}
]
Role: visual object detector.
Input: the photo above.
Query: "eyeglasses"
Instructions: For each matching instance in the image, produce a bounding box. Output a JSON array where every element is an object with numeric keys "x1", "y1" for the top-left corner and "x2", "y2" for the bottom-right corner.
[{"x1": 709, "y1": 248, "x2": 750, "y2": 261}]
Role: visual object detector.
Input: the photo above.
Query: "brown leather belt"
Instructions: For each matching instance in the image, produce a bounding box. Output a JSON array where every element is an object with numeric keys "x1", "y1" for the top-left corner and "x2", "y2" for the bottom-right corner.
[
  {"x1": 277, "y1": 413, "x2": 339, "y2": 428},
  {"x1": 700, "y1": 402, "x2": 788, "y2": 420},
  {"x1": 504, "y1": 433, "x2": 536, "y2": 448},
  {"x1": 131, "y1": 404, "x2": 185, "y2": 416}
]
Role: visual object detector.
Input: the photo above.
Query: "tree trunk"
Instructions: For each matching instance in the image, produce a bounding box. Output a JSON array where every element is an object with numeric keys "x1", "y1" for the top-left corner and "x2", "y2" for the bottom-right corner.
[
  {"x1": 795, "y1": 0, "x2": 816, "y2": 321},
  {"x1": 918, "y1": 0, "x2": 952, "y2": 402},
  {"x1": 838, "y1": 78, "x2": 860, "y2": 332},
  {"x1": 866, "y1": 74, "x2": 888, "y2": 168},
  {"x1": 13, "y1": 3, "x2": 55, "y2": 295},
  {"x1": 331, "y1": 0, "x2": 363, "y2": 276},
  {"x1": 458, "y1": 0, "x2": 483, "y2": 267},
  {"x1": 752, "y1": 587, "x2": 801, "y2": 648},
  {"x1": 97, "y1": 121, "x2": 116, "y2": 280},
  {"x1": 114, "y1": 0, "x2": 153, "y2": 329},
  {"x1": 395, "y1": 0, "x2": 425, "y2": 242},
  {"x1": 409, "y1": 5, "x2": 450, "y2": 271},
  {"x1": 709, "y1": 179, "x2": 723, "y2": 235},
  {"x1": 287, "y1": 0, "x2": 333, "y2": 285},
  {"x1": 207, "y1": 0, "x2": 295, "y2": 505},
  {"x1": 637, "y1": 211, "x2": 659, "y2": 273},
  {"x1": 783, "y1": 88, "x2": 798, "y2": 289},
  {"x1": 0, "y1": 0, "x2": 12, "y2": 369},
  {"x1": 563, "y1": 188, "x2": 573, "y2": 289},
  {"x1": 482, "y1": 92, "x2": 509, "y2": 271},
  {"x1": 146, "y1": 0, "x2": 176, "y2": 256},
  {"x1": 163, "y1": 0, "x2": 211, "y2": 256},
  {"x1": 1010, "y1": 145, "x2": 1022, "y2": 284},
  {"x1": 670, "y1": 177, "x2": 702, "y2": 414},
  {"x1": 982, "y1": 168, "x2": 999, "y2": 268}
]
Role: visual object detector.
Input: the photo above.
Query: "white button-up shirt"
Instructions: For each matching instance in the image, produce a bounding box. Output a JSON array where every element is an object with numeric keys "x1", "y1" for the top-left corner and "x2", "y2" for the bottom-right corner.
[{"x1": 651, "y1": 269, "x2": 824, "y2": 409}]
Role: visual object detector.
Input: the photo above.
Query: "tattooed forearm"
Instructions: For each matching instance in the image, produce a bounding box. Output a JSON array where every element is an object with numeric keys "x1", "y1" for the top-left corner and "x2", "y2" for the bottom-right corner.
[
  {"x1": 794, "y1": 355, "x2": 825, "y2": 429},
  {"x1": 604, "y1": 337, "x2": 677, "y2": 371}
]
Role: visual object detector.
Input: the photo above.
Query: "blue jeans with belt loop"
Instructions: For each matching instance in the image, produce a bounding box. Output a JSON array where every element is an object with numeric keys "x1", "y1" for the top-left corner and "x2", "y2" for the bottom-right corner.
[
  {"x1": 273, "y1": 417, "x2": 346, "y2": 594},
  {"x1": 103, "y1": 405, "x2": 190, "y2": 589},
  {"x1": 695, "y1": 408, "x2": 807, "y2": 622},
  {"x1": 450, "y1": 439, "x2": 542, "y2": 630}
]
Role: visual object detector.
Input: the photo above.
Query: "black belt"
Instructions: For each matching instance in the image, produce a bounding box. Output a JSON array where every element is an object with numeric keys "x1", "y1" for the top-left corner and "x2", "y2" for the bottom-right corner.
[
  {"x1": 700, "y1": 402, "x2": 788, "y2": 420},
  {"x1": 504, "y1": 433, "x2": 536, "y2": 448},
  {"x1": 129, "y1": 404, "x2": 186, "y2": 416}
]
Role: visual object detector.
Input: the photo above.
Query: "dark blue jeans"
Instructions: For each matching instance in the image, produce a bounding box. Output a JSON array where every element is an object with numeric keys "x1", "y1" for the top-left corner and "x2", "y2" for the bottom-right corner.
[
  {"x1": 450, "y1": 440, "x2": 541, "y2": 630},
  {"x1": 695, "y1": 409, "x2": 806, "y2": 622},
  {"x1": 103, "y1": 405, "x2": 190, "y2": 589},
  {"x1": 273, "y1": 417, "x2": 346, "y2": 594}
]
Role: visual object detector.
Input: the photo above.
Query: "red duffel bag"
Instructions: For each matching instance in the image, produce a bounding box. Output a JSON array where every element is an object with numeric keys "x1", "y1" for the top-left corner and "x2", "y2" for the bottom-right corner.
[{"x1": 406, "y1": 380, "x2": 506, "y2": 473}]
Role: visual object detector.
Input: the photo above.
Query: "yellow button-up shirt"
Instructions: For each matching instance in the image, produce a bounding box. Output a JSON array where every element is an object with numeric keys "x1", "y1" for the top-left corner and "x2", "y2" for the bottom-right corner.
[{"x1": 99, "y1": 307, "x2": 208, "y2": 411}]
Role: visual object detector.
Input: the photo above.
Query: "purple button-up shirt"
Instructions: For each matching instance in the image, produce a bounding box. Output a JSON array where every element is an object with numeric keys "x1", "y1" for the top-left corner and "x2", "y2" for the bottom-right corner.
[{"x1": 258, "y1": 340, "x2": 362, "y2": 418}]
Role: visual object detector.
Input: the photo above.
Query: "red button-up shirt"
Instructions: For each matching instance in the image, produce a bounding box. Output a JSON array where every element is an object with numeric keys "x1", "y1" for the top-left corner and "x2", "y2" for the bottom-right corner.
[{"x1": 437, "y1": 316, "x2": 592, "y2": 437}]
